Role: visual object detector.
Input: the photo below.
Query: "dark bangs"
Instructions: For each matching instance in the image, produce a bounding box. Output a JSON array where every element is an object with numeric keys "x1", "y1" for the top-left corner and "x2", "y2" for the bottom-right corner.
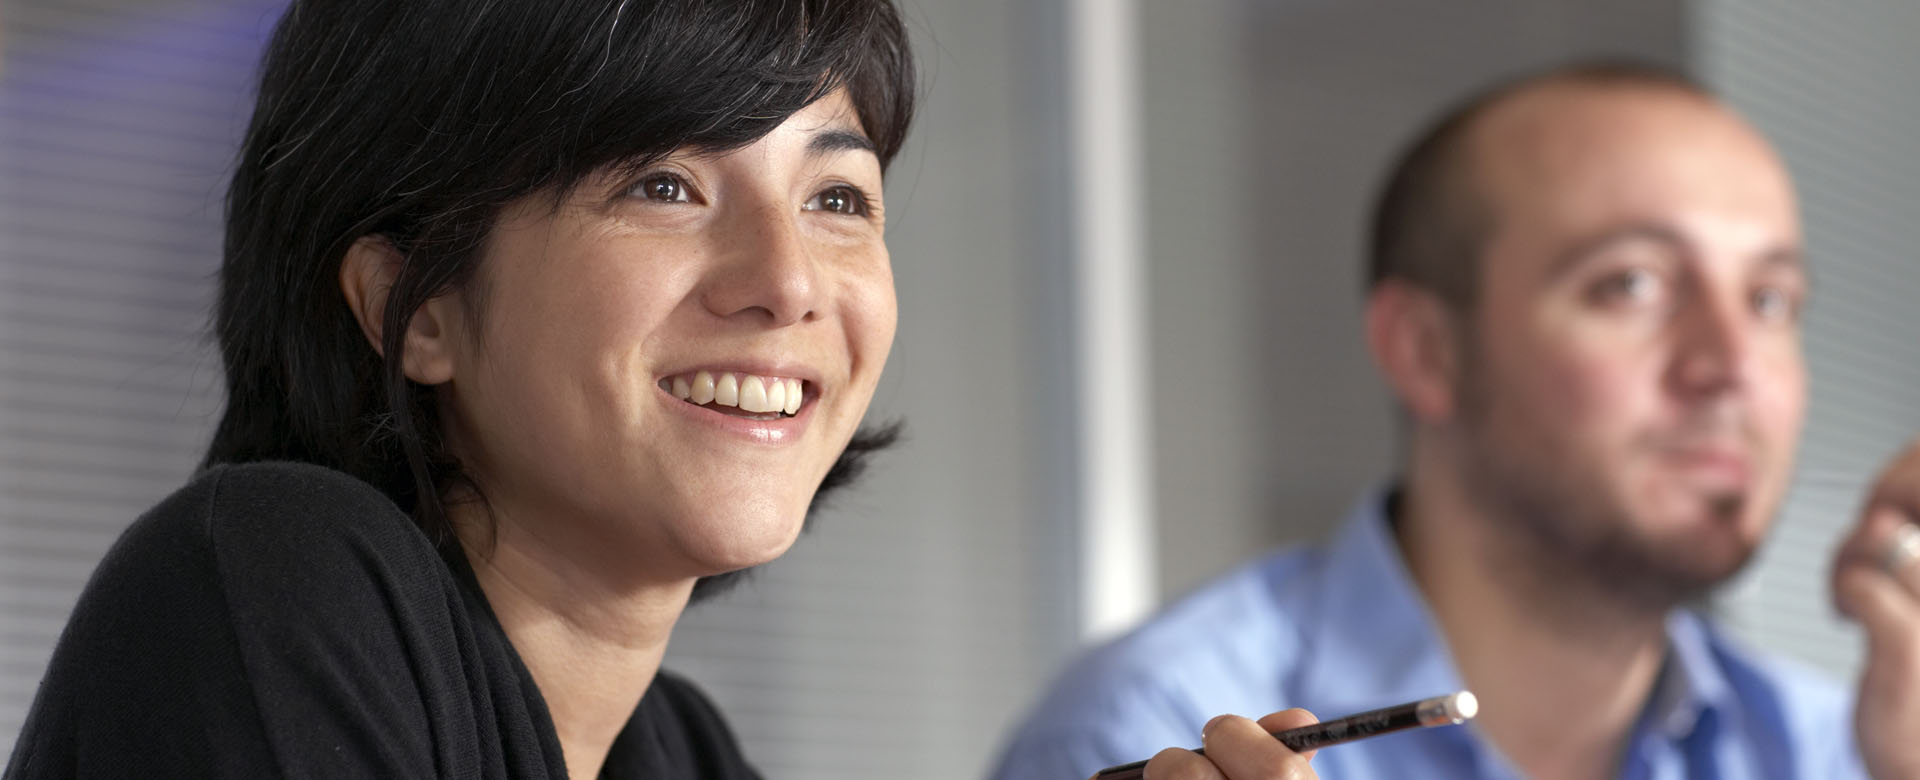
[
  {"x1": 479, "y1": 0, "x2": 917, "y2": 212},
  {"x1": 370, "y1": 0, "x2": 917, "y2": 244}
]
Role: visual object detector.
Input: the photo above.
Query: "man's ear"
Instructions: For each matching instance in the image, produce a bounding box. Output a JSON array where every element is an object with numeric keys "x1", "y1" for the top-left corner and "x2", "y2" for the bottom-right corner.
[
  {"x1": 338, "y1": 236, "x2": 459, "y2": 385},
  {"x1": 1364, "y1": 280, "x2": 1465, "y2": 424}
]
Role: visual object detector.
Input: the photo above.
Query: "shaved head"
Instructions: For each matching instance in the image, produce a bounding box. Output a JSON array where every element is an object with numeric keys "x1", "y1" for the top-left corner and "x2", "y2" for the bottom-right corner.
[{"x1": 1366, "y1": 62, "x2": 1715, "y2": 309}]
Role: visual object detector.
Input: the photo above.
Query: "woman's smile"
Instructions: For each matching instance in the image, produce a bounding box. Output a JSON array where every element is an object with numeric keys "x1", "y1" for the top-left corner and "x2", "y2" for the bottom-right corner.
[{"x1": 654, "y1": 367, "x2": 820, "y2": 444}]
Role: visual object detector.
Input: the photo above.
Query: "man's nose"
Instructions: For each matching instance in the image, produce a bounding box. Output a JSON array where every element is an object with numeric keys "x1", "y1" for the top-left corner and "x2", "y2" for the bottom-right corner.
[{"x1": 1669, "y1": 290, "x2": 1755, "y2": 399}]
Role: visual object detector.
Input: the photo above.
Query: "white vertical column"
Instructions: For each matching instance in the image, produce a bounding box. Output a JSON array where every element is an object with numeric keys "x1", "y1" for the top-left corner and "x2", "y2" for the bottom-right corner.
[{"x1": 1066, "y1": 0, "x2": 1155, "y2": 641}]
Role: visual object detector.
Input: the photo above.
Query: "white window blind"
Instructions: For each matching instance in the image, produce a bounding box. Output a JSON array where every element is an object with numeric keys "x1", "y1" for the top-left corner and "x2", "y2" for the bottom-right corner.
[
  {"x1": 1696, "y1": 0, "x2": 1920, "y2": 680},
  {"x1": 0, "y1": 0, "x2": 278, "y2": 757}
]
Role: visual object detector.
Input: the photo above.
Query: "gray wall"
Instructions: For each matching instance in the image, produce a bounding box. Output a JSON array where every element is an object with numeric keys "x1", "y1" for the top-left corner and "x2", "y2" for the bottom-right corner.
[{"x1": 1145, "y1": 0, "x2": 1689, "y2": 599}]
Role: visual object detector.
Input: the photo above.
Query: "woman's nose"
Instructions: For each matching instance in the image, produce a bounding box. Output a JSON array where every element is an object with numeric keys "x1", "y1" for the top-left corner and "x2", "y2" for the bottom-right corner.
[{"x1": 699, "y1": 202, "x2": 821, "y2": 327}]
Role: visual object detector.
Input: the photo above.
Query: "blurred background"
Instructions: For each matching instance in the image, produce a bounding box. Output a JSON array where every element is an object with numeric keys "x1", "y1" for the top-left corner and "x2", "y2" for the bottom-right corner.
[{"x1": 2, "y1": 0, "x2": 1916, "y2": 777}]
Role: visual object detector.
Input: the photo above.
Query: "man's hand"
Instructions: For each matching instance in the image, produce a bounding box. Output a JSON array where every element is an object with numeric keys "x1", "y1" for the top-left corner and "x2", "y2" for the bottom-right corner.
[
  {"x1": 1134, "y1": 709, "x2": 1319, "y2": 780},
  {"x1": 1833, "y1": 438, "x2": 1920, "y2": 780}
]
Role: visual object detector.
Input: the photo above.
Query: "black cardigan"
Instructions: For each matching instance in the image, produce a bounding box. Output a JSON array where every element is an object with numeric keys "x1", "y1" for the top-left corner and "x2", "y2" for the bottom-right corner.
[{"x1": 5, "y1": 461, "x2": 761, "y2": 779}]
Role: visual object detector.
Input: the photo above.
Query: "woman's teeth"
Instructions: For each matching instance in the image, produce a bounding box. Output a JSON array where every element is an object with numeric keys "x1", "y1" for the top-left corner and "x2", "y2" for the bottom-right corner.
[{"x1": 659, "y1": 371, "x2": 804, "y2": 416}]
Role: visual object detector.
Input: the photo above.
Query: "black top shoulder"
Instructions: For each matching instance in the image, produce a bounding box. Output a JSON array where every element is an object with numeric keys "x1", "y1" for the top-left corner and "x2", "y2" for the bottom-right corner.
[{"x1": 5, "y1": 462, "x2": 760, "y2": 780}]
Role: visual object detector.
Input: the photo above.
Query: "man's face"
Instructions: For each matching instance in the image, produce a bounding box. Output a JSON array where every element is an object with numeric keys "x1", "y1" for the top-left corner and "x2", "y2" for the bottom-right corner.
[{"x1": 1454, "y1": 85, "x2": 1807, "y2": 607}]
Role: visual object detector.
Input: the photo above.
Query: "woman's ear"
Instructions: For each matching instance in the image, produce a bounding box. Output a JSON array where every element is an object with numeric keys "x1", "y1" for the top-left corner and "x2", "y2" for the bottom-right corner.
[
  {"x1": 338, "y1": 236, "x2": 459, "y2": 385},
  {"x1": 1364, "y1": 280, "x2": 1464, "y2": 425}
]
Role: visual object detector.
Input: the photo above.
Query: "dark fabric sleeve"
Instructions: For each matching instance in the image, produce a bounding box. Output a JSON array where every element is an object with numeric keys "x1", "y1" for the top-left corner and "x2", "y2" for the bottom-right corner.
[{"x1": 5, "y1": 462, "x2": 473, "y2": 779}]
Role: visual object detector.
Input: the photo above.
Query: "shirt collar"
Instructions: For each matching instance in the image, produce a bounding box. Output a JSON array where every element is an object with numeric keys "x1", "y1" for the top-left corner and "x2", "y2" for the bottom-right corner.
[
  {"x1": 1291, "y1": 486, "x2": 1469, "y2": 716},
  {"x1": 1644, "y1": 610, "x2": 1736, "y2": 741},
  {"x1": 1288, "y1": 487, "x2": 1735, "y2": 751}
]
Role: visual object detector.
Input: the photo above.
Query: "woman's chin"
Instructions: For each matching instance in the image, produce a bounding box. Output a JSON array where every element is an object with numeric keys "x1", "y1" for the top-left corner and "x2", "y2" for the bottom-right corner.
[{"x1": 674, "y1": 511, "x2": 808, "y2": 575}]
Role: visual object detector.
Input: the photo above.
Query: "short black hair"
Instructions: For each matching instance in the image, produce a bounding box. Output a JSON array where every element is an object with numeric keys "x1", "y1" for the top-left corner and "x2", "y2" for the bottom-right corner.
[
  {"x1": 207, "y1": 0, "x2": 916, "y2": 595},
  {"x1": 1364, "y1": 60, "x2": 1709, "y2": 307}
]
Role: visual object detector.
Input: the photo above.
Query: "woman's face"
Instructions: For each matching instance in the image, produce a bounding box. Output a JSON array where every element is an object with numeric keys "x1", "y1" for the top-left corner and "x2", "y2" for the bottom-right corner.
[{"x1": 435, "y1": 89, "x2": 895, "y2": 583}]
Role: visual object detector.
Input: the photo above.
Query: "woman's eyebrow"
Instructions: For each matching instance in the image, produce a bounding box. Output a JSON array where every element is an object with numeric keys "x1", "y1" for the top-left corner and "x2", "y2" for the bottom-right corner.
[{"x1": 808, "y1": 128, "x2": 876, "y2": 157}]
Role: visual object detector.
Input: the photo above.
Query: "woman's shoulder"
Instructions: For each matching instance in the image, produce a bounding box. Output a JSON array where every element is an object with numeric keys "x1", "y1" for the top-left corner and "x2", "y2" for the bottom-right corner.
[
  {"x1": 80, "y1": 459, "x2": 456, "y2": 641},
  {"x1": 120, "y1": 460, "x2": 453, "y2": 629},
  {"x1": 142, "y1": 460, "x2": 418, "y2": 543},
  {"x1": 12, "y1": 462, "x2": 469, "y2": 777},
  {"x1": 118, "y1": 460, "x2": 442, "y2": 586}
]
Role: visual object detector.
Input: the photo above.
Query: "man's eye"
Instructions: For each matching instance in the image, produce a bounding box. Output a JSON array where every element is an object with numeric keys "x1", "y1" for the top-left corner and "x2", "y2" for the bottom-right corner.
[
  {"x1": 1591, "y1": 268, "x2": 1664, "y2": 306},
  {"x1": 805, "y1": 185, "x2": 868, "y2": 216},
  {"x1": 631, "y1": 174, "x2": 691, "y2": 203},
  {"x1": 1752, "y1": 286, "x2": 1800, "y2": 322}
]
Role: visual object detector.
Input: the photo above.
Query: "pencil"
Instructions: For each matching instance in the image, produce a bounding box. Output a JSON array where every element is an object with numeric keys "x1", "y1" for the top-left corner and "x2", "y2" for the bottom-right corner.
[{"x1": 1091, "y1": 691, "x2": 1478, "y2": 779}]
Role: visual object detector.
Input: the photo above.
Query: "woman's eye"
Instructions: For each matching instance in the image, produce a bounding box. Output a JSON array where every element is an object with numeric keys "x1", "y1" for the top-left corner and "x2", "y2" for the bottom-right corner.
[
  {"x1": 632, "y1": 174, "x2": 691, "y2": 203},
  {"x1": 805, "y1": 185, "x2": 868, "y2": 216}
]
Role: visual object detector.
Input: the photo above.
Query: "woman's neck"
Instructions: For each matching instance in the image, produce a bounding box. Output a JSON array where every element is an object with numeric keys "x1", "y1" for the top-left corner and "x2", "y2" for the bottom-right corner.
[{"x1": 456, "y1": 505, "x2": 695, "y2": 780}]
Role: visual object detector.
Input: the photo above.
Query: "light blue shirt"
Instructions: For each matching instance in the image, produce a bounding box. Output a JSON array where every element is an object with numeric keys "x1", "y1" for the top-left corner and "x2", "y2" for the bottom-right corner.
[{"x1": 989, "y1": 491, "x2": 1864, "y2": 780}]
